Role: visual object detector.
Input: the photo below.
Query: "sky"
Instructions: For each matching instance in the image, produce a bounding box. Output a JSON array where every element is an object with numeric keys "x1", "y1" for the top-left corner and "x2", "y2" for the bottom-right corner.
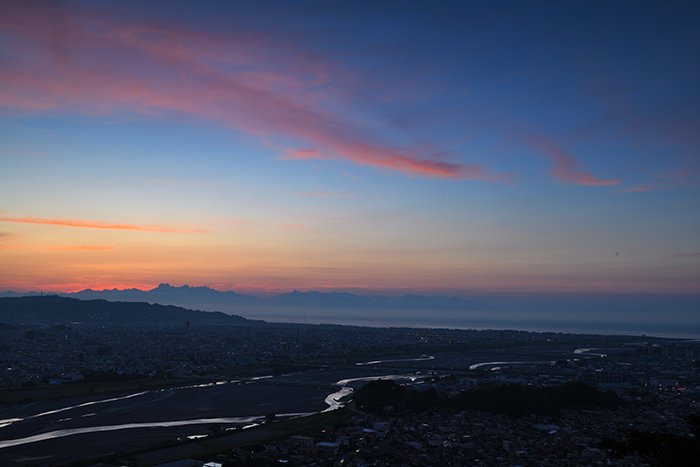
[{"x1": 0, "y1": 0, "x2": 698, "y2": 294}]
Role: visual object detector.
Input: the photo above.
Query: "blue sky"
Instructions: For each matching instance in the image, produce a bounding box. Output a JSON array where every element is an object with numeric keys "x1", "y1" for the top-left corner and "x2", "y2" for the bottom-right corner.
[{"x1": 0, "y1": 0, "x2": 698, "y2": 293}]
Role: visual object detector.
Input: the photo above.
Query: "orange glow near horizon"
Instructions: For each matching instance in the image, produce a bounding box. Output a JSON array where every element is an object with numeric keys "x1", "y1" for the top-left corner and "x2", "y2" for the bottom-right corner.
[
  {"x1": 1, "y1": 210, "x2": 699, "y2": 294},
  {"x1": 3, "y1": 247, "x2": 699, "y2": 295},
  {"x1": 0, "y1": 216, "x2": 208, "y2": 234},
  {"x1": 1, "y1": 2, "x2": 698, "y2": 297},
  {"x1": 1, "y1": 218, "x2": 699, "y2": 294}
]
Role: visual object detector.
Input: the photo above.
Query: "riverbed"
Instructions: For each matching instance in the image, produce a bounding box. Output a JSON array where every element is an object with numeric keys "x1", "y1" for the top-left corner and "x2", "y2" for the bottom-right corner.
[{"x1": 0, "y1": 344, "x2": 625, "y2": 464}]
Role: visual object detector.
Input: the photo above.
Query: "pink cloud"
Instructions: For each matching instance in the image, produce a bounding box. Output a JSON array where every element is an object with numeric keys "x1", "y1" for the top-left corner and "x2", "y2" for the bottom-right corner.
[
  {"x1": 0, "y1": 216, "x2": 206, "y2": 234},
  {"x1": 532, "y1": 137, "x2": 620, "y2": 186},
  {"x1": 281, "y1": 148, "x2": 325, "y2": 160},
  {"x1": 616, "y1": 169, "x2": 697, "y2": 193},
  {"x1": 618, "y1": 184, "x2": 653, "y2": 193},
  {"x1": 0, "y1": 2, "x2": 493, "y2": 180},
  {"x1": 657, "y1": 170, "x2": 692, "y2": 179}
]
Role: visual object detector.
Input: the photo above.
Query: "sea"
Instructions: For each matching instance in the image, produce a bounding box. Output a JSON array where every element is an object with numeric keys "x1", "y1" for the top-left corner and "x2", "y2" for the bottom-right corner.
[{"x1": 245, "y1": 307, "x2": 700, "y2": 339}]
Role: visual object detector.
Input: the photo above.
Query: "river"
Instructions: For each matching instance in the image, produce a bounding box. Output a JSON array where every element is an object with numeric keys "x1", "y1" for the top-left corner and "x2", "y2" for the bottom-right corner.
[
  {"x1": 0, "y1": 345, "x2": 627, "y2": 463},
  {"x1": 0, "y1": 365, "x2": 427, "y2": 456}
]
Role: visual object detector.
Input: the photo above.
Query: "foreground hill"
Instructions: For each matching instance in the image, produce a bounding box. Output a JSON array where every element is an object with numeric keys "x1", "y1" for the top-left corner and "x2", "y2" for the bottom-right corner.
[{"x1": 0, "y1": 295, "x2": 263, "y2": 326}]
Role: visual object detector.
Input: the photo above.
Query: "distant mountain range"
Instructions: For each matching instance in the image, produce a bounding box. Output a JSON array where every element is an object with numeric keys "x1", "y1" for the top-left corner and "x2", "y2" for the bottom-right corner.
[
  {"x1": 265, "y1": 290, "x2": 486, "y2": 310},
  {"x1": 67, "y1": 283, "x2": 259, "y2": 311},
  {"x1": 0, "y1": 283, "x2": 488, "y2": 314},
  {"x1": 2, "y1": 287, "x2": 699, "y2": 336},
  {"x1": 0, "y1": 295, "x2": 262, "y2": 326}
]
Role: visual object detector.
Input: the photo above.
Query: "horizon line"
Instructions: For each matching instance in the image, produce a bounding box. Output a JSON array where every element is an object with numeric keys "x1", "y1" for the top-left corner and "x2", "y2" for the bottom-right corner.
[{"x1": 2, "y1": 283, "x2": 699, "y2": 297}]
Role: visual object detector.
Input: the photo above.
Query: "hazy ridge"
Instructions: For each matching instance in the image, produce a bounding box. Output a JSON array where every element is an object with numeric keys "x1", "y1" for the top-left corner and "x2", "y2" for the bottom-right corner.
[{"x1": 0, "y1": 295, "x2": 262, "y2": 326}]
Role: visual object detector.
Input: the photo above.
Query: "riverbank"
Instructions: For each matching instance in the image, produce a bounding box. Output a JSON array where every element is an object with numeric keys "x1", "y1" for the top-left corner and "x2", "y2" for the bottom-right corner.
[
  {"x1": 125, "y1": 407, "x2": 352, "y2": 466},
  {"x1": 0, "y1": 377, "x2": 196, "y2": 404},
  {"x1": 0, "y1": 341, "x2": 654, "y2": 465}
]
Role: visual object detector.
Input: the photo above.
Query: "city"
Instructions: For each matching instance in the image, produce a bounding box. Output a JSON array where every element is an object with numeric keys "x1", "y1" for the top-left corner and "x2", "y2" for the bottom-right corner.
[
  {"x1": 1, "y1": 297, "x2": 699, "y2": 465},
  {"x1": 1, "y1": 0, "x2": 699, "y2": 465}
]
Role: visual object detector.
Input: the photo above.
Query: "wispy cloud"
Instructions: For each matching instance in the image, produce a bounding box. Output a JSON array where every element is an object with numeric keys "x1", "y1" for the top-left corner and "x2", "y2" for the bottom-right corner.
[
  {"x1": 673, "y1": 252, "x2": 700, "y2": 259},
  {"x1": 46, "y1": 245, "x2": 115, "y2": 251},
  {"x1": 281, "y1": 148, "x2": 326, "y2": 161},
  {"x1": 0, "y1": 2, "x2": 494, "y2": 180},
  {"x1": 618, "y1": 170, "x2": 696, "y2": 193},
  {"x1": 278, "y1": 222, "x2": 312, "y2": 232},
  {"x1": 295, "y1": 190, "x2": 353, "y2": 198},
  {"x1": 0, "y1": 231, "x2": 22, "y2": 250},
  {"x1": 0, "y1": 216, "x2": 206, "y2": 234},
  {"x1": 214, "y1": 216, "x2": 314, "y2": 233},
  {"x1": 658, "y1": 170, "x2": 693, "y2": 179},
  {"x1": 654, "y1": 170, "x2": 698, "y2": 189},
  {"x1": 144, "y1": 177, "x2": 222, "y2": 188},
  {"x1": 144, "y1": 178, "x2": 189, "y2": 186},
  {"x1": 618, "y1": 184, "x2": 653, "y2": 193},
  {"x1": 533, "y1": 137, "x2": 620, "y2": 186},
  {"x1": 0, "y1": 144, "x2": 47, "y2": 159}
]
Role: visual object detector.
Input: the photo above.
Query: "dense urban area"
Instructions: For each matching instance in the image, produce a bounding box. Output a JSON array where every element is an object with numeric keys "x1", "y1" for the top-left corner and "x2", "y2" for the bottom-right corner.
[{"x1": 1, "y1": 297, "x2": 699, "y2": 466}]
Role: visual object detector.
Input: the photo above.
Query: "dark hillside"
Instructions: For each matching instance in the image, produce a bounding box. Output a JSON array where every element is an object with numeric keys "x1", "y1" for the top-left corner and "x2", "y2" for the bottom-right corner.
[{"x1": 0, "y1": 295, "x2": 262, "y2": 326}]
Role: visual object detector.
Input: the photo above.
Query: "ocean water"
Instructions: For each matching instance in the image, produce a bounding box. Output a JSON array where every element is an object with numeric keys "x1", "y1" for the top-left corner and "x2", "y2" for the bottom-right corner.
[{"x1": 243, "y1": 307, "x2": 700, "y2": 339}]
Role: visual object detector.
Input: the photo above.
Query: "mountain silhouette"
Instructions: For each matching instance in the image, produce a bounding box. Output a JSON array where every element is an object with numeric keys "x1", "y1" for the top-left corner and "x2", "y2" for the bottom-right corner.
[
  {"x1": 66, "y1": 283, "x2": 258, "y2": 308},
  {"x1": 267, "y1": 290, "x2": 485, "y2": 310},
  {"x1": 26, "y1": 284, "x2": 488, "y2": 313},
  {"x1": 0, "y1": 295, "x2": 262, "y2": 326}
]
